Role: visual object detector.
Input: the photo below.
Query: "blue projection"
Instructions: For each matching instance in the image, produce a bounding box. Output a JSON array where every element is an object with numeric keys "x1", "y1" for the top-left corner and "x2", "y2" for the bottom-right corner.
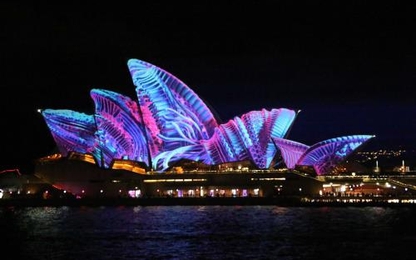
[
  {"x1": 41, "y1": 58, "x2": 374, "y2": 175},
  {"x1": 273, "y1": 135, "x2": 375, "y2": 175}
]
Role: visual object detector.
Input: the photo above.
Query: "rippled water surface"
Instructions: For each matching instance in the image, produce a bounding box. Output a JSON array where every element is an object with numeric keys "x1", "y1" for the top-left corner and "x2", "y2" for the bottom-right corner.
[{"x1": 1, "y1": 205, "x2": 416, "y2": 259}]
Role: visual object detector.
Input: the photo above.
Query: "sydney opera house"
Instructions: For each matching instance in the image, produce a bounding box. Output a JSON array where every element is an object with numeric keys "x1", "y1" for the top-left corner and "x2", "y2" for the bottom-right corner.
[{"x1": 33, "y1": 58, "x2": 376, "y2": 199}]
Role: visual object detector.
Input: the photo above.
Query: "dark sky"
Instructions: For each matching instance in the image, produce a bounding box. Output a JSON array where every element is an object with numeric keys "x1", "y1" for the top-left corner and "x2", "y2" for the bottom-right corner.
[{"x1": 2, "y1": 1, "x2": 416, "y2": 172}]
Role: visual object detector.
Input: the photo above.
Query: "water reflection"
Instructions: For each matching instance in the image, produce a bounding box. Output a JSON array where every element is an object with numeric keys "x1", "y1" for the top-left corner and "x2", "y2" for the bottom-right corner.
[{"x1": 1, "y1": 206, "x2": 416, "y2": 259}]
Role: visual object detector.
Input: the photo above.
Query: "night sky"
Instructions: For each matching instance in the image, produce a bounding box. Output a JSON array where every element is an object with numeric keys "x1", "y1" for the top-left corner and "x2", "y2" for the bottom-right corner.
[{"x1": 2, "y1": 2, "x2": 416, "y2": 172}]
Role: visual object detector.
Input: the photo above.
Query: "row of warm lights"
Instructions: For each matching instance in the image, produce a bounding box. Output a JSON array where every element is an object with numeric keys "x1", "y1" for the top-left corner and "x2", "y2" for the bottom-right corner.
[
  {"x1": 0, "y1": 186, "x2": 272, "y2": 198},
  {"x1": 143, "y1": 178, "x2": 207, "y2": 183},
  {"x1": 75, "y1": 189, "x2": 143, "y2": 198},
  {"x1": 307, "y1": 198, "x2": 375, "y2": 203},
  {"x1": 388, "y1": 199, "x2": 416, "y2": 203},
  {"x1": 0, "y1": 189, "x2": 34, "y2": 199},
  {"x1": 305, "y1": 197, "x2": 416, "y2": 204},
  {"x1": 357, "y1": 149, "x2": 405, "y2": 156},
  {"x1": 323, "y1": 182, "x2": 397, "y2": 188},
  {"x1": 56, "y1": 187, "x2": 262, "y2": 198},
  {"x1": 156, "y1": 187, "x2": 261, "y2": 197}
]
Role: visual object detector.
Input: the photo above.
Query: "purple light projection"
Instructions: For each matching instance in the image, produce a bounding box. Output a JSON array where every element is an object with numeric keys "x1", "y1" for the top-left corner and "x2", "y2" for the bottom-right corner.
[
  {"x1": 41, "y1": 58, "x2": 373, "y2": 174},
  {"x1": 273, "y1": 135, "x2": 375, "y2": 175},
  {"x1": 153, "y1": 108, "x2": 297, "y2": 170},
  {"x1": 41, "y1": 109, "x2": 96, "y2": 158},
  {"x1": 90, "y1": 89, "x2": 149, "y2": 168}
]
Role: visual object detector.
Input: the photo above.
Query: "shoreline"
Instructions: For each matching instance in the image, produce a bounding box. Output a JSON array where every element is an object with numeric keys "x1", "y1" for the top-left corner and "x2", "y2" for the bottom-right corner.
[{"x1": 1, "y1": 196, "x2": 416, "y2": 208}]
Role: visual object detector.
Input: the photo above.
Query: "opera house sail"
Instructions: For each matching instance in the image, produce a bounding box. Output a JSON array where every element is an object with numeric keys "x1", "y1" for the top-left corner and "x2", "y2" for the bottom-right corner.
[
  {"x1": 272, "y1": 135, "x2": 375, "y2": 175},
  {"x1": 39, "y1": 58, "x2": 374, "y2": 182}
]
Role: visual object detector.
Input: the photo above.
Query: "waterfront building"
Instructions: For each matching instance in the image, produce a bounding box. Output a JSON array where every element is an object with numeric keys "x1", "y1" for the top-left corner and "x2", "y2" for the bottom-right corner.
[{"x1": 31, "y1": 58, "x2": 378, "y2": 199}]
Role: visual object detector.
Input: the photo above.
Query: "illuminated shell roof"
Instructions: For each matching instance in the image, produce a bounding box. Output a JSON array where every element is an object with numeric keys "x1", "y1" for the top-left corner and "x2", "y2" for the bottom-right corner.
[
  {"x1": 274, "y1": 135, "x2": 376, "y2": 175},
  {"x1": 40, "y1": 58, "x2": 374, "y2": 174}
]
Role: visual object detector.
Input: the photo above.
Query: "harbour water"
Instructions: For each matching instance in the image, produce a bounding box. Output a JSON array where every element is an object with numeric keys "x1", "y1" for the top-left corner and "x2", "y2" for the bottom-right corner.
[{"x1": 1, "y1": 205, "x2": 416, "y2": 259}]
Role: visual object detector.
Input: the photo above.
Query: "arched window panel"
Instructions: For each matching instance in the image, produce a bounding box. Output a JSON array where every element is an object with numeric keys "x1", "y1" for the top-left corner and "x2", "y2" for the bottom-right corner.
[
  {"x1": 272, "y1": 137, "x2": 309, "y2": 169},
  {"x1": 90, "y1": 89, "x2": 150, "y2": 168},
  {"x1": 297, "y1": 135, "x2": 375, "y2": 175},
  {"x1": 41, "y1": 109, "x2": 96, "y2": 157},
  {"x1": 127, "y1": 59, "x2": 219, "y2": 158}
]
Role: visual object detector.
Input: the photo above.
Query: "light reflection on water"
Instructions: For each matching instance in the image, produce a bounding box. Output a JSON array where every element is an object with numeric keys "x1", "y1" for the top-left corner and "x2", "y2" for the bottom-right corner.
[{"x1": 1, "y1": 206, "x2": 416, "y2": 259}]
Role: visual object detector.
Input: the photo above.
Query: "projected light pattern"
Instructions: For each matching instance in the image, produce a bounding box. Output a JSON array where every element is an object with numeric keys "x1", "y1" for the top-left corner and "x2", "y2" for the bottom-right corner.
[
  {"x1": 40, "y1": 58, "x2": 373, "y2": 174},
  {"x1": 90, "y1": 89, "x2": 149, "y2": 168},
  {"x1": 272, "y1": 137, "x2": 309, "y2": 169},
  {"x1": 153, "y1": 108, "x2": 297, "y2": 170},
  {"x1": 206, "y1": 108, "x2": 296, "y2": 169},
  {"x1": 127, "y1": 58, "x2": 219, "y2": 160},
  {"x1": 274, "y1": 135, "x2": 375, "y2": 175},
  {"x1": 42, "y1": 109, "x2": 96, "y2": 158}
]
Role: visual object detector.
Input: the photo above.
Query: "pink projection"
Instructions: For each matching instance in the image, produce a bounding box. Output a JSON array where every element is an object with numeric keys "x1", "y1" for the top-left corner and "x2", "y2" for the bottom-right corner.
[
  {"x1": 40, "y1": 58, "x2": 374, "y2": 174},
  {"x1": 273, "y1": 135, "x2": 375, "y2": 175}
]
